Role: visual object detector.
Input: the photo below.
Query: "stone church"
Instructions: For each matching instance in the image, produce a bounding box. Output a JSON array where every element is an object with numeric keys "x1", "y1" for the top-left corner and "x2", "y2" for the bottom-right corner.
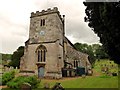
[{"x1": 20, "y1": 7, "x2": 91, "y2": 79}]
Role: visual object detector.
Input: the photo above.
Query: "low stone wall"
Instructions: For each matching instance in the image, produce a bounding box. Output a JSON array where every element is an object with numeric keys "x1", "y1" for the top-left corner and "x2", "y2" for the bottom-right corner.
[
  {"x1": 45, "y1": 72, "x2": 62, "y2": 79},
  {"x1": 19, "y1": 70, "x2": 35, "y2": 76}
]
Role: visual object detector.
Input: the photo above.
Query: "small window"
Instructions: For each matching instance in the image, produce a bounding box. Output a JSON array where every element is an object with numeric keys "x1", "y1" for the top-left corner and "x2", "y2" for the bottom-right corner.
[
  {"x1": 43, "y1": 19, "x2": 45, "y2": 26},
  {"x1": 74, "y1": 60, "x2": 78, "y2": 67},
  {"x1": 40, "y1": 19, "x2": 45, "y2": 26},
  {"x1": 76, "y1": 61, "x2": 78, "y2": 67},
  {"x1": 74, "y1": 61, "x2": 75, "y2": 67},
  {"x1": 40, "y1": 20, "x2": 42, "y2": 26}
]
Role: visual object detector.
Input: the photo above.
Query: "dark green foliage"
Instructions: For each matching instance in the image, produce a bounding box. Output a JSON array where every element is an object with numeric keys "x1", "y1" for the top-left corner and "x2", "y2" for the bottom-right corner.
[
  {"x1": 0, "y1": 77, "x2": 2, "y2": 85},
  {"x1": 2, "y1": 53, "x2": 12, "y2": 61},
  {"x1": 0, "y1": 53, "x2": 12, "y2": 64},
  {"x1": 25, "y1": 76, "x2": 41, "y2": 88},
  {"x1": 92, "y1": 44, "x2": 109, "y2": 59},
  {"x1": 2, "y1": 71, "x2": 15, "y2": 85},
  {"x1": 7, "y1": 76, "x2": 41, "y2": 88},
  {"x1": 83, "y1": 2, "x2": 120, "y2": 64},
  {"x1": 9, "y1": 46, "x2": 24, "y2": 68}
]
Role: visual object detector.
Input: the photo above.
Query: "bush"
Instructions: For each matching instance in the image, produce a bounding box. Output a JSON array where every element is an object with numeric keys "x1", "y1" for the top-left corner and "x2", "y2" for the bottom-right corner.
[
  {"x1": 7, "y1": 76, "x2": 40, "y2": 88},
  {"x1": 2, "y1": 71, "x2": 15, "y2": 85},
  {"x1": 0, "y1": 77, "x2": 2, "y2": 86},
  {"x1": 25, "y1": 76, "x2": 40, "y2": 88}
]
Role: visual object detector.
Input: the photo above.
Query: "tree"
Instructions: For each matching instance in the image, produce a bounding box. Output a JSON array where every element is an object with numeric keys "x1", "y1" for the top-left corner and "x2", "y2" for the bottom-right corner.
[
  {"x1": 91, "y1": 44, "x2": 109, "y2": 59},
  {"x1": 83, "y1": 2, "x2": 120, "y2": 64},
  {"x1": 0, "y1": 53, "x2": 12, "y2": 65},
  {"x1": 9, "y1": 46, "x2": 24, "y2": 68},
  {"x1": 2, "y1": 54, "x2": 12, "y2": 61}
]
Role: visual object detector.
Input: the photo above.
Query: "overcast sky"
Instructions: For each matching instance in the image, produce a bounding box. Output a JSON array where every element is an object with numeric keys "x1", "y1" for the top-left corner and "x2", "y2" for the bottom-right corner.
[{"x1": 0, "y1": 0, "x2": 100, "y2": 54}]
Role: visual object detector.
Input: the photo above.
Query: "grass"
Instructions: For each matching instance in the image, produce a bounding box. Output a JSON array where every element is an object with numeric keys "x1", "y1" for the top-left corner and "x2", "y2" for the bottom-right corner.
[
  {"x1": 39, "y1": 76, "x2": 118, "y2": 88},
  {"x1": 38, "y1": 59, "x2": 119, "y2": 88},
  {"x1": 1, "y1": 59, "x2": 119, "y2": 89}
]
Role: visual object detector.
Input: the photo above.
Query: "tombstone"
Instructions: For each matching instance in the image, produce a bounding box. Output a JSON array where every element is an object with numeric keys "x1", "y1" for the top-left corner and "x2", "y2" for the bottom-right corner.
[
  {"x1": 9, "y1": 66, "x2": 12, "y2": 71},
  {"x1": 101, "y1": 67, "x2": 105, "y2": 72},
  {"x1": 16, "y1": 67, "x2": 18, "y2": 69},
  {"x1": 87, "y1": 69, "x2": 93, "y2": 76},
  {"x1": 21, "y1": 83, "x2": 31, "y2": 90},
  {"x1": 104, "y1": 64, "x2": 106, "y2": 66},
  {"x1": 82, "y1": 74, "x2": 86, "y2": 78},
  {"x1": 44, "y1": 82, "x2": 50, "y2": 89},
  {"x1": 11, "y1": 67, "x2": 13, "y2": 70}
]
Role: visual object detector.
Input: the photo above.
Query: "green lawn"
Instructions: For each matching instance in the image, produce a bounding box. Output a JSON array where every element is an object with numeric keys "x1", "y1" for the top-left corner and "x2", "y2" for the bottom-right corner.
[
  {"x1": 39, "y1": 76, "x2": 118, "y2": 88},
  {"x1": 39, "y1": 59, "x2": 119, "y2": 88}
]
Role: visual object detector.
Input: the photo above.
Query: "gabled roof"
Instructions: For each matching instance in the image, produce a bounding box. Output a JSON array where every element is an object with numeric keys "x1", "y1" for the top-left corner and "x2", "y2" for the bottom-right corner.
[{"x1": 64, "y1": 36, "x2": 88, "y2": 56}]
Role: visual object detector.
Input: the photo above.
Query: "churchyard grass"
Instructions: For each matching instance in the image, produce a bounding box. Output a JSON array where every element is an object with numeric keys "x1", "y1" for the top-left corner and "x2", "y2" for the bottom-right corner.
[
  {"x1": 39, "y1": 59, "x2": 118, "y2": 88},
  {"x1": 39, "y1": 76, "x2": 118, "y2": 88}
]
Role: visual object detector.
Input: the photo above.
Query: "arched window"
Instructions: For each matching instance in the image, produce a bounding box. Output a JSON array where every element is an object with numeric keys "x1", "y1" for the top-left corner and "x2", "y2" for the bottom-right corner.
[{"x1": 36, "y1": 45, "x2": 47, "y2": 62}]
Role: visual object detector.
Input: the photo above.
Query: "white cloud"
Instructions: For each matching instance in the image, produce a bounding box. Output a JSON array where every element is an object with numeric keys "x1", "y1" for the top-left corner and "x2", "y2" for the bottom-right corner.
[{"x1": 0, "y1": 0, "x2": 99, "y2": 54}]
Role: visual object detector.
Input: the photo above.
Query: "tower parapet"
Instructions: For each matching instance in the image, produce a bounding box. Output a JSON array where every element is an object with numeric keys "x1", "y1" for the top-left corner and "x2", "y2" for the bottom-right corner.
[{"x1": 31, "y1": 7, "x2": 62, "y2": 21}]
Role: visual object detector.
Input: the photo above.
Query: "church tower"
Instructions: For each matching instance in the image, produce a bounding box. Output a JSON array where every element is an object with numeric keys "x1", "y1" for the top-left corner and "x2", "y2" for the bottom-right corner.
[{"x1": 20, "y1": 7, "x2": 65, "y2": 78}]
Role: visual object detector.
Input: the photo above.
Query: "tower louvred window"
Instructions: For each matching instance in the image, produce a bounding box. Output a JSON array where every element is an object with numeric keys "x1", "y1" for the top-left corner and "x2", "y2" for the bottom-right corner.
[
  {"x1": 40, "y1": 20, "x2": 42, "y2": 26},
  {"x1": 40, "y1": 19, "x2": 45, "y2": 26}
]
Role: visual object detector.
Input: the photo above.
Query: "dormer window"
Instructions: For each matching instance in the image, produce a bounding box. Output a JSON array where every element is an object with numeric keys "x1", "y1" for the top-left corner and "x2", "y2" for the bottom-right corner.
[{"x1": 40, "y1": 19, "x2": 45, "y2": 26}]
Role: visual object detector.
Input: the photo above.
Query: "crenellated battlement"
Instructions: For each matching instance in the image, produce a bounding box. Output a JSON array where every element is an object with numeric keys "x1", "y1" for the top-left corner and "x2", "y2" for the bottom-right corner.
[{"x1": 30, "y1": 7, "x2": 63, "y2": 20}]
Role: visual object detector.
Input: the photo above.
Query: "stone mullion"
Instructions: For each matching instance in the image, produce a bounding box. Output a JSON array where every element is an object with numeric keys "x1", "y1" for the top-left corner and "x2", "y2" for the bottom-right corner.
[{"x1": 43, "y1": 50, "x2": 46, "y2": 62}]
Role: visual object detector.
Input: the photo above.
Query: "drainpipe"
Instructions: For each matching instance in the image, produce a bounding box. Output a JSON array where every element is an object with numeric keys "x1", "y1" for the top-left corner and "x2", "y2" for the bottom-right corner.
[{"x1": 62, "y1": 15, "x2": 66, "y2": 67}]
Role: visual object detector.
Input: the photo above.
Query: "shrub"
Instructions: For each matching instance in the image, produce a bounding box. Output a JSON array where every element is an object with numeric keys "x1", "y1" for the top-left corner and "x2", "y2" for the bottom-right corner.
[
  {"x1": 2, "y1": 71, "x2": 15, "y2": 85},
  {"x1": 7, "y1": 76, "x2": 40, "y2": 88},
  {"x1": 0, "y1": 77, "x2": 2, "y2": 86},
  {"x1": 25, "y1": 76, "x2": 40, "y2": 88}
]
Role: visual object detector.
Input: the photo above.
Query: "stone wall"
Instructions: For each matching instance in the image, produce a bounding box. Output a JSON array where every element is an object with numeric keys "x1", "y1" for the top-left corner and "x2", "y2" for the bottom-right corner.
[
  {"x1": 20, "y1": 40, "x2": 64, "y2": 78},
  {"x1": 29, "y1": 8, "x2": 63, "y2": 44},
  {"x1": 65, "y1": 38, "x2": 91, "y2": 73}
]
